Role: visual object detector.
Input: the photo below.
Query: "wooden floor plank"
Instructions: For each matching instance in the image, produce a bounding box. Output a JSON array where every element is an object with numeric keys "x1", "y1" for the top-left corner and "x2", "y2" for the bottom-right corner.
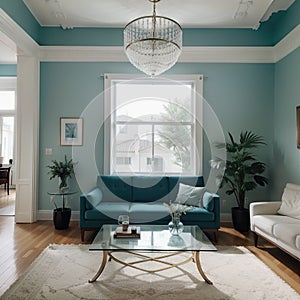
[{"x1": 0, "y1": 216, "x2": 299, "y2": 296}]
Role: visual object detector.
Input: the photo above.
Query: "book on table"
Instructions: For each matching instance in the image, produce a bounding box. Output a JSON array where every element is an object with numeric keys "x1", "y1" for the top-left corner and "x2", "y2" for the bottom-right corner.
[{"x1": 113, "y1": 226, "x2": 141, "y2": 238}]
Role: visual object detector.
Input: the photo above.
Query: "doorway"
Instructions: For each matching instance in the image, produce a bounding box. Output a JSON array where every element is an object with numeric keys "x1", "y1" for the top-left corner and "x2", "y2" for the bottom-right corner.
[{"x1": 0, "y1": 79, "x2": 17, "y2": 216}]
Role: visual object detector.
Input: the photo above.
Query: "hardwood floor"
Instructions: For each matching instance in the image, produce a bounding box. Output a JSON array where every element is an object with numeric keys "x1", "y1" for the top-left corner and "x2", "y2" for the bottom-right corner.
[{"x1": 0, "y1": 217, "x2": 299, "y2": 296}]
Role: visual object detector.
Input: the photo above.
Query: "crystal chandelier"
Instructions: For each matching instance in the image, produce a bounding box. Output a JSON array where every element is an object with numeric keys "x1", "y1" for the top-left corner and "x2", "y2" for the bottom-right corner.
[{"x1": 124, "y1": 0, "x2": 182, "y2": 76}]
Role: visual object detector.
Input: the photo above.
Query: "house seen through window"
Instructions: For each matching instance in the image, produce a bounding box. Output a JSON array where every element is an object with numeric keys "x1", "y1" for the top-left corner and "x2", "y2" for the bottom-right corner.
[{"x1": 104, "y1": 74, "x2": 203, "y2": 175}]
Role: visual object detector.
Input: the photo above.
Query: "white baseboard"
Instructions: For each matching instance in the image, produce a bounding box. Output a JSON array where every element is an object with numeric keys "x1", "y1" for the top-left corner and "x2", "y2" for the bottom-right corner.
[
  {"x1": 37, "y1": 210, "x2": 80, "y2": 221},
  {"x1": 220, "y1": 213, "x2": 232, "y2": 223}
]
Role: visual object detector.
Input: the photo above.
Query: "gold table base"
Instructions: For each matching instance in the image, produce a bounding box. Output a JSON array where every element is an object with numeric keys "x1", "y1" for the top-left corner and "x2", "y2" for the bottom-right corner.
[{"x1": 89, "y1": 250, "x2": 212, "y2": 285}]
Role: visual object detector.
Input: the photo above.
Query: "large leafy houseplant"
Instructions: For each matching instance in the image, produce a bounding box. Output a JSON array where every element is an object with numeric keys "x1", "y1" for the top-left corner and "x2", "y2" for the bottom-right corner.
[
  {"x1": 212, "y1": 131, "x2": 268, "y2": 231},
  {"x1": 47, "y1": 155, "x2": 74, "y2": 193}
]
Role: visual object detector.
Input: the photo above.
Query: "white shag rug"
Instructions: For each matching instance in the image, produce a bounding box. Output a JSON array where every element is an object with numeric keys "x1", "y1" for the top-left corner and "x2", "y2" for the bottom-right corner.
[{"x1": 1, "y1": 244, "x2": 299, "y2": 300}]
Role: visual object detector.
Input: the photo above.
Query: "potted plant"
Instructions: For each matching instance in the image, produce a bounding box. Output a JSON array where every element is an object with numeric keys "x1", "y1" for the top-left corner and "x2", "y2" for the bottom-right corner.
[
  {"x1": 47, "y1": 155, "x2": 75, "y2": 230},
  {"x1": 211, "y1": 131, "x2": 268, "y2": 232}
]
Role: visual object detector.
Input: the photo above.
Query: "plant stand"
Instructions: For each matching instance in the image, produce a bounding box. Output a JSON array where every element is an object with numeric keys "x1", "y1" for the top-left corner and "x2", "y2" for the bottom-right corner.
[
  {"x1": 53, "y1": 208, "x2": 71, "y2": 230},
  {"x1": 48, "y1": 190, "x2": 77, "y2": 230}
]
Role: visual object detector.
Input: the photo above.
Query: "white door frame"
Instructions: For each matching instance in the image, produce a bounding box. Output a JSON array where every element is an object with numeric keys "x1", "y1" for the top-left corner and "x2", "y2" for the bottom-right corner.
[{"x1": 0, "y1": 9, "x2": 39, "y2": 222}]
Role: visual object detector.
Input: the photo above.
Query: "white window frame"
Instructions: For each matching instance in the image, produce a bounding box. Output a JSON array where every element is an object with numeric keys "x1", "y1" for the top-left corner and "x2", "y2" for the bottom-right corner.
[
  {"x1": 0, "y1": 77, "x2": 16, "y2": 165},
  {"x1": 104, "y1": 74, "x2": 203, "y2": 175}
]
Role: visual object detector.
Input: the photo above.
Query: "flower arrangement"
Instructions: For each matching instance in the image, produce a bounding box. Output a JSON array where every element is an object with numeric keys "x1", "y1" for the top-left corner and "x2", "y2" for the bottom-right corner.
[
  {"x1": 164, "y1": 201, "x2": 193, "y2": 219},
  {"x1": 164, "y1": 201, "x2": 193, "y2": 235},
  {"x1": 47, "y1": 155, "x2": 75, "y2": 192}
]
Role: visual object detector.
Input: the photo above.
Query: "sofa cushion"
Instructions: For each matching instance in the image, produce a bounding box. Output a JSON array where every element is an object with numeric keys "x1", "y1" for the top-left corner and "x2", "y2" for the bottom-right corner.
[
  {"x1": 168, "y1": 176, "x2": 204, "y2": 200},
  {"x1": 180, "y1": 207, "x2": 215, "y2": 222},
  {"x1": 273, "y1": 222, "x2": 300, "y2": 249},
  {"x1": 85, "y1": 202, "x2": 131, "y2": 220},
  {"x1": 252, "y1": 215, "x2": 293, "y2": 235},
  {"x1": 277, "y1": 183, "x2": 300, "y2": 220},
  {"x1": 132, "y1": 176, "x2": 169, "y2": 203},
  {"x1": 174, "y1": 183, "x2": 206, "y2": 207},
  {"x1": 202, "y1": 192, "x2": 214, "y2": 212},
  {"x1": 129, "y1": 202, "x2": 169, "y2": 222},
  {"x1": 85, "y1": 188, "x2": 102, "y2": 210},
  {"x1": 98, "y1": 176, "x2": 132, "y2": 202}
]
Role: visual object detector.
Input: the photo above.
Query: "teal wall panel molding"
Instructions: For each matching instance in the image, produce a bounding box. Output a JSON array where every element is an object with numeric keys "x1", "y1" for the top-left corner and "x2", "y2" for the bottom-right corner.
[{"x1": 0, "y1": 64, "x2": 17, "y2": 76}]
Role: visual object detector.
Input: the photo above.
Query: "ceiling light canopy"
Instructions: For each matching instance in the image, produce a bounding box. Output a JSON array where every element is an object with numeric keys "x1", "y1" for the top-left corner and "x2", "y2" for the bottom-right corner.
[{"x1": 124, "y1": 0, "x2": 182, "y2": 76}]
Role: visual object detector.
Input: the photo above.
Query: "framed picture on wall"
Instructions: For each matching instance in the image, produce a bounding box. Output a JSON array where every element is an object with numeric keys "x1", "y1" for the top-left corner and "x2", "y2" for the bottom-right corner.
[{"x1": 60, "y1": 117, "x2": 83, "y2": 146}]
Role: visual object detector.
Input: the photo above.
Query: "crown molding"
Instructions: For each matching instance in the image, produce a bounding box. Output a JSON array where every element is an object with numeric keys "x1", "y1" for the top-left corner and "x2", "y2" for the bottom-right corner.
[
  {"x1": 39, "y1": 24, "x2": 300, "y2": 63},
  {"x1": 274, "y1": 24, "x2": 300, "y2": 62},
  {"x1": 0, "y1": 9, "x2": 39, "y2": 57},
  {"x1": 1, "y1": 7, "x2": 300, "y2": 64}
]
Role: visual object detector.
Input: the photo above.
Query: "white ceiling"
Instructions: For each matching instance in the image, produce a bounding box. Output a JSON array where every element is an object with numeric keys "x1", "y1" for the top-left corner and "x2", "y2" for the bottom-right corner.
[
  {"x1": 0, "y1": 0, "x2": 296, "y2": 64},
  {"x1": 22, "y1": 0, "x2": 295, "y2": 29}
]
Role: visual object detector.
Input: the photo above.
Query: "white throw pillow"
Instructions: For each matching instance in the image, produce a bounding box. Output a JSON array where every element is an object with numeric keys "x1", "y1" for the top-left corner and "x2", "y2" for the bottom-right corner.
[
  {"x1": 277, "y1": 184, "x2": 300, "y2": 220},
  {"x1": 174, "y1": 183, "x2": 206, "y2": 207}
]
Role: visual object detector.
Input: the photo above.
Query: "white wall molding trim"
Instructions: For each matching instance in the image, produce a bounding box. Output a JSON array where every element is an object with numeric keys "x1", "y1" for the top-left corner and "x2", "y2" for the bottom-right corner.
[
  {"x1": 0, "y1": 8, "x2": 299, "y2": 64},
  {"x1": 39, "y1": 45, "x2": 274, "y2": 63},
  {"x1": 274, "y1": 24, "x2": 300, "y2": 62},
  {"x1": 39, "y1": 24, "x2": 300, "y2": 63},
  {"x1": 37, "y1": 210, "x2": 80, "y2": 221},
  {"x1": 0, "y1": 77, "x2": 17, "y2": 89},
  {"x1": 39, "y1": 46, "x2": 127, "y2": 62},
  {"x1": 180, "y1": 46, "x2": 274, "y2": 63},
  {"x1": 0, "y1": 9, "x2": 39, "y2": 57}
]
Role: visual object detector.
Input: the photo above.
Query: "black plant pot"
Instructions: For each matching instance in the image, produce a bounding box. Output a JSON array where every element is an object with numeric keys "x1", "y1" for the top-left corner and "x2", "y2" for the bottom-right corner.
[
  {"x1": 231, "y1": 207, "x2": 250, "y2": 232},
  {"x1": 53, "y1": 208, "x2": 71, "y2": 230}
]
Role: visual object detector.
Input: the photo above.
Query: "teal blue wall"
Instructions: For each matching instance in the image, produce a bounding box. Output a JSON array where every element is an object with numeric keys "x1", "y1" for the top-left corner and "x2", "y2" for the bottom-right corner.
[
  {"x1": 272, "y1": 48, "x2": 300, "y2": 199},
  {"x1": 0, "y1": 64, "x2": 17, "y2": 76},
  {"x1": 38, "y1": 27, "x2": 274, "y2": 47},
  {"x1": 39, "y1": 62, "x2": 274, "y2": 212},
  {"x1": 266, "y1": 0, "x2": 300, "y2": 44},
  {"x1": 0, "y1": 0, "x2": 40, "y2": 42}
]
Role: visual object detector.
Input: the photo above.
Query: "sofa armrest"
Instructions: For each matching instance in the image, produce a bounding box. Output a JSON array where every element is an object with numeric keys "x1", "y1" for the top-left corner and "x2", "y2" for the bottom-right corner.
[
  {"x1": 80, "y1": 187, "x2": 102, "y2": 214},
  {"x1": 203, "y1": 192, "x2": 220, "y2": 229},
  {"x1": 250, "y1": 201, "x2": 281, "y2": 216},
  {"x1": 249, "y1": 201, "x2": 281, "y2": 231}
]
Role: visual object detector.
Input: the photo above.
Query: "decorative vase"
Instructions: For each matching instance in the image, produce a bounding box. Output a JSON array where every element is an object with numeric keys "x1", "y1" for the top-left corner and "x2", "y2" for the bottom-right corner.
[
  {"x1": 59, "y1": 176, "x2": 68, "y2": 193},
  {"x1": 168, "y1": 216, "x2": 184, "y2": 235}
]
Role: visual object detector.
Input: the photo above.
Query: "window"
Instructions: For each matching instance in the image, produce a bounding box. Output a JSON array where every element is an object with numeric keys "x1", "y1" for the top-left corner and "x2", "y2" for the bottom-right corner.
[
  {"x1": 104, "y1": 74, "x2": 203, "y2": 175},
  {"x1": 116, "y1": 157, "x2": 132, "y2": 165},
  {"x1": 0, "y1": 78, "x2": 16, "y2": 165}
]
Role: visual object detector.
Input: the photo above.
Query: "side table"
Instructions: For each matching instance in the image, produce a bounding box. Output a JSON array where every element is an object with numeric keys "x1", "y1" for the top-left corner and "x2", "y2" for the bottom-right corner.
[{"x1": 47, "y1": 190, "x2": 77, "y2": 230}]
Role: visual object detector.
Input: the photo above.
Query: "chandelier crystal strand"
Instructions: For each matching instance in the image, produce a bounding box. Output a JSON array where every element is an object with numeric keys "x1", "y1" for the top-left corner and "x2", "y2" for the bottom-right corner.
[{"x1": 124, "y1": 0, "x2": 182, "y2": 76}]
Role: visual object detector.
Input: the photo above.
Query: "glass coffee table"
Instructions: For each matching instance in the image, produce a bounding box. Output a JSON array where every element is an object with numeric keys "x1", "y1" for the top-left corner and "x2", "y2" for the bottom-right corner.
[{"x1": 89, "y1": 224, "x2": 217, "y2": 284}]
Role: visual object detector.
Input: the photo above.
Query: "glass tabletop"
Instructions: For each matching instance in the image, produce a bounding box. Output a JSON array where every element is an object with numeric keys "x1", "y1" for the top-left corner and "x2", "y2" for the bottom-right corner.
[
  {"x1": 47, "y1": 190, "x2": 78, "y2": 196},
  {"x1": 89, "y1": 224, "x2": 217, "y2": 252}
]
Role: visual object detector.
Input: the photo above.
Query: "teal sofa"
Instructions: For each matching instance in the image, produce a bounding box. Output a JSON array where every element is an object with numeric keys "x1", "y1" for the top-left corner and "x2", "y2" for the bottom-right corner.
[{"x1": 80, "y1": 175, "x2": 220, "y2": 241}]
